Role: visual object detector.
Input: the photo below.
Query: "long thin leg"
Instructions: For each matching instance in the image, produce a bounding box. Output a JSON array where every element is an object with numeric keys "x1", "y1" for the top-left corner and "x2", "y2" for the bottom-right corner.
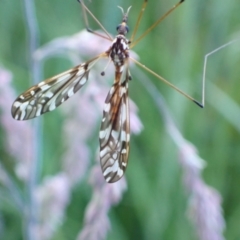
[
  {"x1": 202, "y1": 39, "x2": 240, "y2": 108},
  {"x1": 130, "y1": 0, "x2": 148, "y2": 43},
  {"x1": 130, "y1": 0, "x2": 185, "y2": 49},
  {"x1": 77, "y1": 0, "x2": 113, "y2": 41},
  {"x1": 130, "y1": 57, "x2": 203, "y2": 108}
]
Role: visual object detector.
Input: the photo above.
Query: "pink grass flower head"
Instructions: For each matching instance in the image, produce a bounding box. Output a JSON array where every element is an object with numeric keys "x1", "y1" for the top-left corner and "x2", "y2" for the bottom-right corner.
[
  {"x1": 179, "y1": 143, "x2": 225, "y2": 240},
  {"x1": 77, "y1": 165, "x2": 127, "y2": 240},
  {"x1": 0, "y1": 67, "x2": 34, "y2": 181},
  {"x1": 35, "y1": 173, "x2": 70, "y2": 240},
  {"x1": 137, "y1": 72, "x2": 225, "y2": 240}
]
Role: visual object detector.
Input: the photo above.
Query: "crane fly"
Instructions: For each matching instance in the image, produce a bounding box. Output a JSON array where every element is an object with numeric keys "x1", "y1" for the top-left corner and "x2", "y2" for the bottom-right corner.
[{"x1": 11, "y1": 0, "x2": 203, "y2": 183}]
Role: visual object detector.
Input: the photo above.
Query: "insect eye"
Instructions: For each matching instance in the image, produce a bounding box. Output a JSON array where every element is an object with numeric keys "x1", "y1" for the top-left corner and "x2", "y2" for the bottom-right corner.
[
  {"x1": 116, "y1": 24, "x2": 121, "y2": 31},
  {"x1": 116, "y1": 24, "x2": 129, "y2": 34}
]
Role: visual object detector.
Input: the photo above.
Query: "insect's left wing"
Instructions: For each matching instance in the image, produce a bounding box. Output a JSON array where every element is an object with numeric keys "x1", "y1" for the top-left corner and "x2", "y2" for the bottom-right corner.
[
  {"x1": 12, "y1": 54, "x2": 106, "y2": 120},
  {"x1": 99, "y1": 67, "x2": 130, "y2": 183}
]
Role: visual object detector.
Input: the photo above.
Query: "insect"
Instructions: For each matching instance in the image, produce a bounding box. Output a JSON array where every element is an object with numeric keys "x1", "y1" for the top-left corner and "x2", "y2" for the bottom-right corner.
[{"x1": 11, "y1": 0, "x2": 203, "y2": 183}]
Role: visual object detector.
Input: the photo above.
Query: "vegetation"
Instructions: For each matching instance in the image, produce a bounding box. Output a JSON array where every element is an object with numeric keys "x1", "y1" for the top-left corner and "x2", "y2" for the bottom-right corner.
[{"x1": 0, "y1": 0, "x2": 240, "y2": 239}]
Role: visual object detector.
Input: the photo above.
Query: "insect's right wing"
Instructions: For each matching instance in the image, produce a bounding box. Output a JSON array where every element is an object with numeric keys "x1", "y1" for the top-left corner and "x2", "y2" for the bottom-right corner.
[
  {"x1": 99, "y1": 68, "x2": 130, "y2": 183},
  {"x1": 12, "y1": 53, "x2": 107, "y2": 121}
]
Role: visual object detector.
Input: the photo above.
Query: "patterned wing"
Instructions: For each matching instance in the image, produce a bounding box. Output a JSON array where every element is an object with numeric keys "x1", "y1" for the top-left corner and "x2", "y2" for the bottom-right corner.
[
  {"x1": 12, "y1": 55, "x2": 105, "y2": 120},
  {"x1": 99, "y1": 71, "x2": 130, "y2": 183}
]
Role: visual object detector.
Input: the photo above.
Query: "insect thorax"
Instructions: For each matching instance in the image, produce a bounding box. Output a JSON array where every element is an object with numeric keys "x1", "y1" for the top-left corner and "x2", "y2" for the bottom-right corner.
[{"x1": 108, "y1": 35, "x2": 129, "y2": 67}]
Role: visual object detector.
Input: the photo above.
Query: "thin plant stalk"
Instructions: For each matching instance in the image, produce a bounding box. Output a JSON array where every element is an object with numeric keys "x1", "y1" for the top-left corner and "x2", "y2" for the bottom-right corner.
[{"x1": 22, "y1": 0, "x2": 42, "y2": 239}]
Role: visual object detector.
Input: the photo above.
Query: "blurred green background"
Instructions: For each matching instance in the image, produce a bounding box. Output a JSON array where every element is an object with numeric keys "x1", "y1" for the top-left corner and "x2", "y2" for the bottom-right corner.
[{"x1": 1, "y1": 0, "x2": 240, "y2": 239}]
